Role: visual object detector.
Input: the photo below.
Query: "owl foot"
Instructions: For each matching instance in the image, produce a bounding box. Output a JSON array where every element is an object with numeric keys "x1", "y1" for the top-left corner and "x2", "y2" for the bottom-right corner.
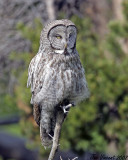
[
  {"x1": 48, "y1": 133, "x2": 53, "y2": 139},
  {"x1": 62, "y1": 103, "x2": 75, "y2": 113}
]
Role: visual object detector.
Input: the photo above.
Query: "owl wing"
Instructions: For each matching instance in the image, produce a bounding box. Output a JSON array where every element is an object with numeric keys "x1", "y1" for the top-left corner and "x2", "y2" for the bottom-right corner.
[
  {"x1": 27, "y1": 55, "x2": 36, "y2": 90},
  {"x1": 27, "y1": 53, "x2": 42, "y2": 92},
  {"x1": 27, "y1": 53, "x2": 43, "y2": 126}
]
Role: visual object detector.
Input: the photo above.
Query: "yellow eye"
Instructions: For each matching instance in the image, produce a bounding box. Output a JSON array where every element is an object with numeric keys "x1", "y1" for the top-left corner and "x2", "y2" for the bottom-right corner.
[{"x1": 56, "y1": 35, "x2": 61, "y2": 39}]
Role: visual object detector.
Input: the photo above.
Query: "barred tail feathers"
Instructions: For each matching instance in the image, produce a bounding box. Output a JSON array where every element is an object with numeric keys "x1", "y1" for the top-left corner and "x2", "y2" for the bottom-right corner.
[{"x1": 40, "y1": 109, "x2": 56, "y2": 148}]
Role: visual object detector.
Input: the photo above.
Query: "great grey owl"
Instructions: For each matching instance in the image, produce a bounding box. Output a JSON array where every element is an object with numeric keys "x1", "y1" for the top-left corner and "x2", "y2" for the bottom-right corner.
[{"x1": 27, "y1": 19, "x2": 90, "y2": 148}]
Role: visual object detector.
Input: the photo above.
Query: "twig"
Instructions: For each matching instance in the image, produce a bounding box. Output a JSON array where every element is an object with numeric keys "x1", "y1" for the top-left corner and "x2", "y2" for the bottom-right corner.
[
  {"x1": 48, "y1": 110, "x2": 65, "y2": 160},
  {"x1": 72, "y1": 157, "x2": 78, "y2": 160},
  {"x1": 60, "y1": 156, "x2": 63, "y2": 160},
  {"x1": 60, "y1": 156, "x2": 78, "y2": 160}
]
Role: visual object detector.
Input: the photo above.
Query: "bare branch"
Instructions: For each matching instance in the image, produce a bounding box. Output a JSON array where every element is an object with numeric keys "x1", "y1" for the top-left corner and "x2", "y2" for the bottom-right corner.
[
  {"x1": 48, "y1": 103, "x2": 75, "y2": 160},
  {"x1": 48, "y1": 110, "x2": 65, "y2": 160},
  {"x1": 45, "y1": 0, "x2": 56, "y2": 21}
]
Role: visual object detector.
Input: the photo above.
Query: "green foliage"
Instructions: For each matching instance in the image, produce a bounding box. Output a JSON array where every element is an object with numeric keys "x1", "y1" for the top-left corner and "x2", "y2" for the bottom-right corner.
[
  {"x1": 123, "y1": 0, "x2": 128, "y2": 20},
  {"x1": 17, "y1": 19, "x2": 42, "y2": 53},
  {"x1": 0, "y1": 124, "x2": 22, "y2": 136},
  {"x1": 102, "y1": 1, "x2": 128, "y2": 154},
  {"x1": 0, "y1": 94, "x2": 18, "y2": 117}
]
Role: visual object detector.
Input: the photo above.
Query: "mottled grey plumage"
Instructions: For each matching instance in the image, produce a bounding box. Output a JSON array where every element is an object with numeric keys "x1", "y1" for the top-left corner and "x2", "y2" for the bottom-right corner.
[{"x1": 27, "y1": 19, "x2": 90, "y2": 148}]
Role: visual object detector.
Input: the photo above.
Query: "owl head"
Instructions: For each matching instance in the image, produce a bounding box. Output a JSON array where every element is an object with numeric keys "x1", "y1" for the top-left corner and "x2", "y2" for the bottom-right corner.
[{"x1": 40, "y1": 19, "x2": 77, "y2": 55}]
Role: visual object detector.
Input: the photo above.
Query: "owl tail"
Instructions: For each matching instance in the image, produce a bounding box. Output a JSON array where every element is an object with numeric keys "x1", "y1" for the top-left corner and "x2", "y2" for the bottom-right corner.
[{"x1": 40, "y1": 109, "x2": 56, "y2": 148}]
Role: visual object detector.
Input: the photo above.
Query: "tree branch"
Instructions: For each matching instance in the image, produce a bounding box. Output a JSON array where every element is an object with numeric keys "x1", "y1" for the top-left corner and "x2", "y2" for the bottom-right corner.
[{"x1": 48, "y1": 110, "x2": 65, "y2": 160}]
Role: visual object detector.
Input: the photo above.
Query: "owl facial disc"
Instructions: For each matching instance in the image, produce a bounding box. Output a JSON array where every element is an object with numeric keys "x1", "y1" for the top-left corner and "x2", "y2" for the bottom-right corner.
[{"x1": 48, "y1": 24, "x2": 77, "y2": 55}]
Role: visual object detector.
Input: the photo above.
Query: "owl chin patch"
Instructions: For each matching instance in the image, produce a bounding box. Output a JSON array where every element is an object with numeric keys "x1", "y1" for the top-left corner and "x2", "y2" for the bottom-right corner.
[
  {"x1": 54, "y1": 49, "x2": 64, "y2": 54},
  {"x1": 54, "y1": 49, "x2": 72, "y2": 55}
]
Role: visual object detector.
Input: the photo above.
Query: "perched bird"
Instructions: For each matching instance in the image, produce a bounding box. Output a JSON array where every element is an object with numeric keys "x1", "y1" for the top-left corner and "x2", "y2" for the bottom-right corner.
[{"x1": 27, "y1": 19, "x2": 90, "y2": 148}]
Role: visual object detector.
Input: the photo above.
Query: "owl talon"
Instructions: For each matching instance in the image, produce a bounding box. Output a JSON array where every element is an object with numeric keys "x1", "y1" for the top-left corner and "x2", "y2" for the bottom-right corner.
[
  {"x1": 62, "y1": 104, "x2": 74, "y2": 114},
  {"x1": 71, "y1": 102, "x2": 75, "y2": 107},
  {"x1": 48, "y1": 133, "x2": 53, "y2": 139},
  {"x1": 63, "y1": 108, "x2": 69, "y2": 113}
]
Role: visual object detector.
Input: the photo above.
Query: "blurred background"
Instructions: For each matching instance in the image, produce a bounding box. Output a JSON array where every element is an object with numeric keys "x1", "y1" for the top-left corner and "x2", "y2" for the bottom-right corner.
[{"x1": 0, "y1": 0, "x2": 128, "y2": 159}]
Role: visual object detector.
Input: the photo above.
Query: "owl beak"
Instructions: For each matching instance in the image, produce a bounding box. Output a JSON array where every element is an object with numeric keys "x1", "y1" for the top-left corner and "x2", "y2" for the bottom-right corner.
[
  {"x1": 64, "y1": 43, "x2": 68, "y2": 55},
  {"x1": 65, "y1": 43, "x2": 67, "y2": 49}
]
